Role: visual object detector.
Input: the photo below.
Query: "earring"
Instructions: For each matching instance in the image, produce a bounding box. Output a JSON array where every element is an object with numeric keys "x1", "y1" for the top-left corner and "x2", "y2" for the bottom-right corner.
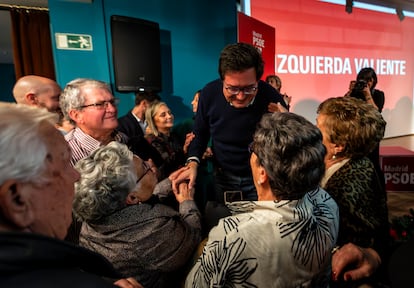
[
  {"x1": 257, "y1": 180, "x2": 262, "y2": 185},
  {"x1": 332, "y1": 154, "x2": 336, "y2": 160}
]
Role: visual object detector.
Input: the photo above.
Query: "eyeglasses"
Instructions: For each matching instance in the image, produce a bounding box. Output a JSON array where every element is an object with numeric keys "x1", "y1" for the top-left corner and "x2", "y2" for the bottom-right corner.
[
  {"x1": 77, "y1": 98, "x2": 120, "y2": 110},
  {"x1": 224, "y1": 85, "x2": 258, "y2": 95},
  {"x1": 136, "y1": 161, "x2": 152, "y2": 184}
]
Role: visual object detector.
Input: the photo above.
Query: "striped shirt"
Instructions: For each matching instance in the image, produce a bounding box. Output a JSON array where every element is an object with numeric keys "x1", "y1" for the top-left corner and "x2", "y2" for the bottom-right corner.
[{"x1": 65, "y1": 127, "x2": 128, "y2": 166}]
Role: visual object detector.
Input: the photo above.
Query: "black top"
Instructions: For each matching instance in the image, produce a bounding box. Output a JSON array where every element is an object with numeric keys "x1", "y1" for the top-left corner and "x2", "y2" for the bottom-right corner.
[{"x1": 0, "y1": 232, "x2": 120, "y2": 287}]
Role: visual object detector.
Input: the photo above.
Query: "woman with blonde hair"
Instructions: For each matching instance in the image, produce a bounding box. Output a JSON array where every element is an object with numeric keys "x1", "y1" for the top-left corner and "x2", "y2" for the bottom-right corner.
[{"x1": 145, "y1": 101, "x2": 187, "y2": 179}]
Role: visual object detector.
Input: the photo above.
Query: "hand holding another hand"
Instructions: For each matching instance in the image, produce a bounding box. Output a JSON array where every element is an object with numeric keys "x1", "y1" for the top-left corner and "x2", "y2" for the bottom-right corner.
[
  {"x1": 173, "y1": 181, "x2": 195, "y2": 203},
  {"x1": 169, "y1": 162, "x2": 198, "y2": 194}
]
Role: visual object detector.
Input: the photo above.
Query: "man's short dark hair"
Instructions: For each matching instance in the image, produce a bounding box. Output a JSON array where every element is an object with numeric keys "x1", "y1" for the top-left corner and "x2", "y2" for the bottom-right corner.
[
  {"x1": 134, "y1": 91, "x2": 161, "y2": 106},
  {"x1": 218, "y1": 42, "x2": 264, "y2": 81}
]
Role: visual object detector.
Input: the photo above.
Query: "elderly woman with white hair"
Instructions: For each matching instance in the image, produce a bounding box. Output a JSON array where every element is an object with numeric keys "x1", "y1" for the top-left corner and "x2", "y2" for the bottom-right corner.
[{"x1": 73, "y1": 142, "x2": 202, "y2": 288}]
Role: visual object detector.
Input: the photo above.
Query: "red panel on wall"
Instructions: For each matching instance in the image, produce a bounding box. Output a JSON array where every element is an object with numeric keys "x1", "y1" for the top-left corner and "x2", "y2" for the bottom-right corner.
[
  {"x1": 380, "y1": 146, "x2": 414, "y2": 192},
  {"x1": 249, "y1": 0, "x2": 414, "y2": 122},
  {"x1": 237, "y1": 12, "x2": 275, "y2": 80}
]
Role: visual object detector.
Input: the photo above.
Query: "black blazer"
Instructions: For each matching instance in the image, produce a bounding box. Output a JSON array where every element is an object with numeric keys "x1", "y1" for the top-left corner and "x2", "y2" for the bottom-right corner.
[{"x1": 118, "y1": 110, "x2": 145, "y2": 138}]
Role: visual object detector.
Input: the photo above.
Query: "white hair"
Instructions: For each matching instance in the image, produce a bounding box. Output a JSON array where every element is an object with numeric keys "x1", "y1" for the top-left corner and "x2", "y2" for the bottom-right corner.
[{"x1": 0, "y1": 103, "x2": 58, "y2": 185}]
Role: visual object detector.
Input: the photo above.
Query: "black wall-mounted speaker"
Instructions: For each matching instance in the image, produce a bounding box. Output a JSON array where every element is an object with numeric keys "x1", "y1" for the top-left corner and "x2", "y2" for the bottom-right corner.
[{"x1": 111, "y1": 15, "x2": 162, "y2": 92}]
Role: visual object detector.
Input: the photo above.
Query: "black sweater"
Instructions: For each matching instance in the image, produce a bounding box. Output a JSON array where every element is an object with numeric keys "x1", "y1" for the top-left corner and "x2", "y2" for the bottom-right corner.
[{"x1": 188, "y1": 79, "x2": 286, "y2": 175}]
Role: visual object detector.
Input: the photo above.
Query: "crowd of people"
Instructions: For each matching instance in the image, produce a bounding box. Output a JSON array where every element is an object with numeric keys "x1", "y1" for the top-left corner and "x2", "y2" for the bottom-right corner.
[{"x1": 0, "y1": 41, "x2": 404, "y2": 287}]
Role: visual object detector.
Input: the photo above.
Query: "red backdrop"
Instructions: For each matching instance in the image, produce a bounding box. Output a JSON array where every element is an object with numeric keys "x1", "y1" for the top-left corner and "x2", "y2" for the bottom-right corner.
[
  {"x1": 250, "y1": 0, "x2": 414, "y2": 112},
  {"x1": 238, "y1": 12, "x2": 275, "y2": 80}
]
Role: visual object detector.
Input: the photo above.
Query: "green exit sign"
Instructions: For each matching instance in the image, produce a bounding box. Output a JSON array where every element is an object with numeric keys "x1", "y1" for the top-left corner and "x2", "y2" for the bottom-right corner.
[{"x1": 55, "y1": 33, "x2": 93, "y2": 51}]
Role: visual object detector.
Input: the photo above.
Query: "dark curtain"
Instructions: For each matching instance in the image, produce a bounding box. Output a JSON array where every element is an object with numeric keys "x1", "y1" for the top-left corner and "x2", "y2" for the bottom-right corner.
[{"x1": 10, "y1": 8, "x2": 56, "y2": 80}]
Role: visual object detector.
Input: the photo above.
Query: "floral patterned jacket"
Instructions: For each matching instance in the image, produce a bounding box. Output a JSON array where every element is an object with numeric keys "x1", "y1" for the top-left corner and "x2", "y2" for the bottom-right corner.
[{"x1": 185, "y1": 188, "x2": 339, "y2": 288}]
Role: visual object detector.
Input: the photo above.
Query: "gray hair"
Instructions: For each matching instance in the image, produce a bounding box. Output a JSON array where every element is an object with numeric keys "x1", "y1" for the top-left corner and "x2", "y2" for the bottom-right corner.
[
  {"x1": 73, "y1": 141, "x2": 138, "y2": 223},
  {"x1": 59, "y1": 78, "x2": 112, "y2": 125},
  {"x1": 252, "y1": 112, "x2": 326, "y2": 200},
  {"x1": 0, "y1": 103, "x2": 58, "y2": 185}
]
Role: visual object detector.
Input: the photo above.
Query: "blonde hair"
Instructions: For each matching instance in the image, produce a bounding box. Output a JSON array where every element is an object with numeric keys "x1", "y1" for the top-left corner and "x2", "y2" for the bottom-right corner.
[{"x1": 145, "y1": 101, "x2": 169, "y2": 137}]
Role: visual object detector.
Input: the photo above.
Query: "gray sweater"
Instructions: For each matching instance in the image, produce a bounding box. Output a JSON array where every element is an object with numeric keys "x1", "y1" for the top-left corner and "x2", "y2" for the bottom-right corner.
[{"x1": 80, "y1": 197, "x2": 201, "y2": 288}]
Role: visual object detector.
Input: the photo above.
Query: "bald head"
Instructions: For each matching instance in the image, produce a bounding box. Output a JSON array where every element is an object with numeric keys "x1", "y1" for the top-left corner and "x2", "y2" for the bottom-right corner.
[{"x1": 13, "y1": 75, "x2": 62, "y2": 113}]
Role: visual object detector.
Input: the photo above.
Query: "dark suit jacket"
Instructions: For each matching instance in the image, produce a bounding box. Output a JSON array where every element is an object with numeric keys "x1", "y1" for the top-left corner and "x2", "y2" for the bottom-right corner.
[
  {"x1": 117, "y1": 111, "x2": 163, "y2": 167},
  {"x1": 118, "y1": 110, "x2": 145, "y2": 138}
]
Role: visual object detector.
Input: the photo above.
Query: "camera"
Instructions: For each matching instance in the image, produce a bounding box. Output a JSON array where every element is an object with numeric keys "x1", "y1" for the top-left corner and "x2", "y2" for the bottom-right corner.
[
  {"x1": 350, "y1": 80, "x2": 367, "y2": 100},
  {"x1": 353, "y1": 80, "x2": 367, "y2": 91}
]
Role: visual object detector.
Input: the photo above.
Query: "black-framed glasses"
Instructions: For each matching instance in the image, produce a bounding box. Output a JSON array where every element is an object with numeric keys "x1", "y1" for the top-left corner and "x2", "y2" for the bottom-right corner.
[
  {"x1": 224, "y1": 85, "x2": 258, "y2": 95},
  {"x1": 77, "y1": 98, "x2": 120, "y2": 110},
  {"x1": 136, "y1": 161, "x2": 152, "y2": 184}
]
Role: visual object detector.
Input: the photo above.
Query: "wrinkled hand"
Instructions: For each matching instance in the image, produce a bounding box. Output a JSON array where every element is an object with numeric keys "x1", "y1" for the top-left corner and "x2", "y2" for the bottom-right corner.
[
  {"x1": 268, "y1": 102, "x2": 288, "y2": 113},
  {"x1": 173, "y1": 181, "x2": 195, "y2": 203},
  {"x1": 114, "y1": 277, "x2": 143, "y2": 288},
  {"x1": 331, "y1": 243, "x2": 381, "y2": 282},
  {"x1": 169, "y1": 162, "x2": 198, "y2": 193}
]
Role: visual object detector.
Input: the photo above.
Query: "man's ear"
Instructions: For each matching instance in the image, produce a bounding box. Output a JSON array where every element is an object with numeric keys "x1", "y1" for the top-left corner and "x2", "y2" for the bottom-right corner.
[
  {"x1": 0, "y1": 180, "x2": 34, "y2": 229},
  {"x1": 142, "y1": 99, "x2": 151, "y2": 109},
  {"x1": 24, "y1": 92, "x2": 37, "y2": 106},
  {"x1": 69, "y1": 109, "x2": 82, "y2": 125}
]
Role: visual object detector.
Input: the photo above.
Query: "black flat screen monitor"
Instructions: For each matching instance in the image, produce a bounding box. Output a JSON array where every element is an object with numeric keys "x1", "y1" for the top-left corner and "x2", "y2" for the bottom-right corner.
[{"x1": 111, "y1": 15, "x2": 162, "y2": 92}]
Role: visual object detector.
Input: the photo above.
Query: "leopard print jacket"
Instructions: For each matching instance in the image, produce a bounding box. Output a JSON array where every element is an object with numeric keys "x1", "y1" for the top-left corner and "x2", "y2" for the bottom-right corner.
[{"x1": 324, "y1": 156, "x2": 389, "y2": 256}]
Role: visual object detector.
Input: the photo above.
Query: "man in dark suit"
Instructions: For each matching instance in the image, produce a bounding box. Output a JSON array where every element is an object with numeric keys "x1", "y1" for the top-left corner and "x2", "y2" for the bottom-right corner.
[
  {"x1": 118, "y1": 91, "x2": 160, "y2": 137},
  {"x1": 117, "y1": 91, "x2": 163, "y2": 167}
]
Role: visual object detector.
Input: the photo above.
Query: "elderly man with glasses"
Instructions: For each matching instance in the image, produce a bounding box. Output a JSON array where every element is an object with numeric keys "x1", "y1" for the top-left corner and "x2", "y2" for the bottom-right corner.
[
  {"x1": 60, "y1": 78, "x2": 162, "y2": 168},
  {"x1": 59, "y1": 78, "x2": 125, "y2": 166},
  {"x1": 171, "y1": 42, "x2": 287, "y2": 205}
]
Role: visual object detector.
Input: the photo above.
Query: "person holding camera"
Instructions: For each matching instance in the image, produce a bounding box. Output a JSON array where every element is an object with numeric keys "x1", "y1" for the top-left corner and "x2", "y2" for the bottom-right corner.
[
  {"x1": 344, "y1": 67, "x2": 386, "y2": 193},
  {"x1": 344, "y1": 67, "x2": 385, "y2": 112}
]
